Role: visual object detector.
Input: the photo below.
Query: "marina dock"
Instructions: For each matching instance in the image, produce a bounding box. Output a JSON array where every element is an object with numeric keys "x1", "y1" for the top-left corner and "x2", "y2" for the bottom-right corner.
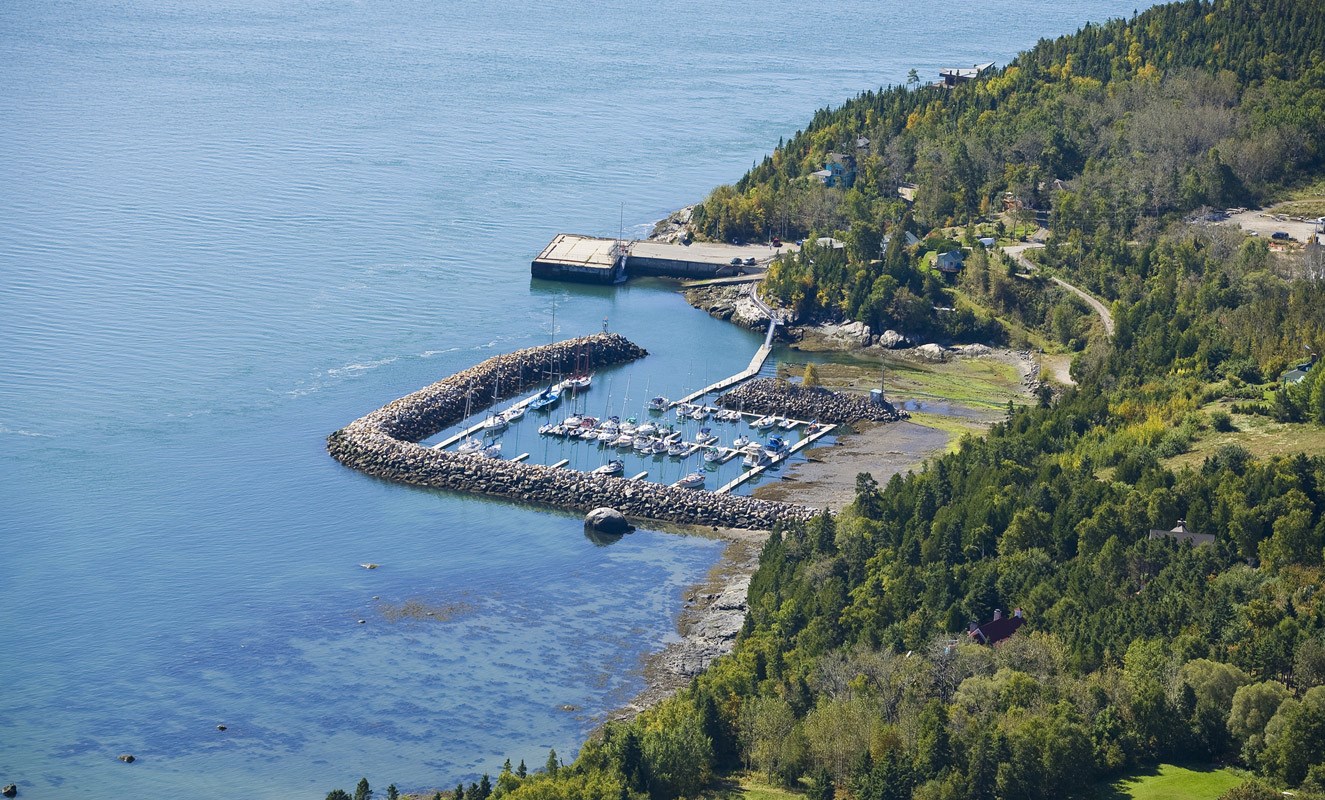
[{"x1": 713, "y1": 422, "x2": 836, "y2": 495}]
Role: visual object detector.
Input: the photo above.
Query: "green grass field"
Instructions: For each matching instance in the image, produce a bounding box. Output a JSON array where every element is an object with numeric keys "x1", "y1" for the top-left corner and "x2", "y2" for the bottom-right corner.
[
  {"x1": 779, "y1": 352, "x2": 1027, "y2": 413},
  {"x1": 1163, "y1": 403, "x2": 1325, "y2": 472},
  {"x1": 1087, "y1": 763, "x2": 1248, "y2": 800},
  {"x1": 700, "y1": 773, "x2": 804, "y2": 800}
]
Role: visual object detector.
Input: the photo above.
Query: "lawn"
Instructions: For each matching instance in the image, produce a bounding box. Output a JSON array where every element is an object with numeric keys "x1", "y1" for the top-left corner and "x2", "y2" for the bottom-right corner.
[
  {"x1": 1162, "y1": 402, "x2": 1325, "y2": 472},
  {"x1": 778, "y1": 351, "x2": 1028, "y2": 413},
  {"x1": 701, "y1": 773, "x2": 804, "y2": 800},
  {"x1": 1087, "y1": 763, "x2": 1248, "y2": 800}
]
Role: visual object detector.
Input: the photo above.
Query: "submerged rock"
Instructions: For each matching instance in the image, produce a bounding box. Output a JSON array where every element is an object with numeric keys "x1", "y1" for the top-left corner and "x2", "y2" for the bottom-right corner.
[
  {"x1": 584, "y1": 507, "x2": 634, "y2": 535},
  {"x1": 3, "y1": 782, "x2": 16, "y2": 797},
  {"x1": 118, "y1": 754, "x2": 135, "y2": 764}
]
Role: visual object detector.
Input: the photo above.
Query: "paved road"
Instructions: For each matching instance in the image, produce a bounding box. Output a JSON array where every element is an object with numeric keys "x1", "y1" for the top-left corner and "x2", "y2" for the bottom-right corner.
[{"x1": 1002, "y1": 243, "x2": 1115, "y2": 337}]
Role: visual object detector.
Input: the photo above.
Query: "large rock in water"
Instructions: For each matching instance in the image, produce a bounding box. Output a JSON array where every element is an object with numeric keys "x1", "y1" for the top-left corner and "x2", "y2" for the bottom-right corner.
[{"x1": 584, "y1": 507, "x2": 634, "y2": 535}]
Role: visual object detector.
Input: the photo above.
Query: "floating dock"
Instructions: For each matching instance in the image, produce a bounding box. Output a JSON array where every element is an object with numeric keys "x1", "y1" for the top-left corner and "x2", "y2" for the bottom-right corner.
[{"x1": 532, "y1": 234, "x2": 789, "y2": 283}]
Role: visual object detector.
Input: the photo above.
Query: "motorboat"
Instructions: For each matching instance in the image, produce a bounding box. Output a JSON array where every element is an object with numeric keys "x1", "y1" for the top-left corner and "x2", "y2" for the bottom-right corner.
[
  {"x1": 502, "y1": 405, "x2": 526, "y2": 423},
  {"x1": 635, "y1": 421, "x2": 657, "y2": 436},
  {"x1": 732, "y1": 435, "x2": 750, "y2": 449},
  {"x1": 538, "y1": 423, "x2": 557, "y2": 436},
  {"x1": 667, "y1": 442, "x2": 686, "y2": 458},
  {"x1": 619, "y1": 418, "x2": 638, "y2": 436},
  {"x1": 632, "y1": 436, "x2": 652, "y2": 452},
  {"x1": 676, "y1": 472, "x2": 706, "y2": 489},
  {"x1": 650, "y1": 439, "x2": 669, "y2": 455},
  {"x1": 591, "y1": 459, "x2": 624, "y2": 476},
  {"x1": 702, "y1": 446, "x2": 722, "y2": 463},
  {"x1": 751, "y1": 415, "x2": 777, "y2": 429},
  {"x1": 482, "y1": 413, "x2": 508, "y2": 432},
  {"x1": 596, "y1": 428, "x2": 617, "y2": 443},
  {"x1": 563, "y1": 414, "x2": 583, "y2": 428},
  {"x1": 612, "y1": 433, "x2": 634, "y2": 448},
  {"x1": 742, "y1": 441, "x2": 763, "y2": 455},
  {"x1": 743, "y1": 450, "x2": 771, "y2": 468},
  {"x1": 647, "y1": 396, "x2": 669, "y2": 412},
  {"x1": 480, "y1": 442, "x2": 502, "y2": 459},
  {"x1": 779, "y1": 417, "x2": 798, "y2": 430},
  {"x1": 690, "y1": 406, "x2": 708, "y2": 421},
  {"x1": 764, "y1": 436, "x2": 788, "y2": 459}
]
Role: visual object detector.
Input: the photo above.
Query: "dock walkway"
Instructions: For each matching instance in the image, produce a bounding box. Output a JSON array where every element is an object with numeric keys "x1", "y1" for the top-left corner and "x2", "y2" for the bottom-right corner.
[
  {"x1": 713, "y1": 422, "x2": 836, "y2": 495},
  {"x1": 676, "y1": 287, "x2": 782, "y2": 405}
]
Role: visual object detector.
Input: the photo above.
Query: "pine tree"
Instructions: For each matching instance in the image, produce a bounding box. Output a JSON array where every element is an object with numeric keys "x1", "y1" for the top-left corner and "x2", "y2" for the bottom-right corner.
[
  {"x1": 354, "y1": 778, "x2": 372, "y2": 800},
  {"x1": 545, "y1": 748, "x2": 560, "y2": 777},
  {"x1": 516, "y1": 760, "x2": 528, "y2": 779}
]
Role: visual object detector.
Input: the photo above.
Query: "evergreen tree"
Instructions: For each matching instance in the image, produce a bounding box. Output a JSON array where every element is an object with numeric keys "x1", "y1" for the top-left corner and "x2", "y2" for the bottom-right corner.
[{"x1": 354, "y1": 778, "x2": 372, "y2": 800}]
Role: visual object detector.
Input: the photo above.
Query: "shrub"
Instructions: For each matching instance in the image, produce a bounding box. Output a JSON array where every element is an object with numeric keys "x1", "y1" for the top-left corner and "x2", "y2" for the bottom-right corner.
[{"x1": 1211, "y1": 410, "x2": 1236, "y2": 432}]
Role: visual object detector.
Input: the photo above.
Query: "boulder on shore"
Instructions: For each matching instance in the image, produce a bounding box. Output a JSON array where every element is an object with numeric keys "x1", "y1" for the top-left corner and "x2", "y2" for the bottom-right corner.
[
  {"x1": 584, "y1": 507, "x2": 634, "y2": 535},
  {"x1": 915, "y1": 343, "x2": 948, "y2": 362},
  {"x1": 879, "y1": 329, "x2": 908, "y2": 349}
]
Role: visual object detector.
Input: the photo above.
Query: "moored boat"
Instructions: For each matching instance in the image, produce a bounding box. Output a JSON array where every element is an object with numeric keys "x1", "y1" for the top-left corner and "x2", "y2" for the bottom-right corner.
[
  {"x1": 676, "y1": 472, "x2": 706, "y2": 489},
  {"x1": 591, "y1": 458, "x2": 624, "y2": 476},
  {"x1": 528, "y1": 385, "x2": 560, "y2": 411},
  {"x1": 751, "y1": 415, "x2": 777, "y2": 429},
  {"x1": 702, "y1": 446, "x2": 722, "y2": 463},
  {"x1": 647, "y1": 396, "x2": 669, "y2": 412},
  {"x1": 743, "y1": 450, "x2": 771, "y2": 468}
]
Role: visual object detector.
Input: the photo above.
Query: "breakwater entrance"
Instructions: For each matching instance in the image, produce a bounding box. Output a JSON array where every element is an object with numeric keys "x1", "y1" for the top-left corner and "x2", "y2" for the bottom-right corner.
[{"x1": 327, "y1": 333, "x2": 817, "y2": 530}]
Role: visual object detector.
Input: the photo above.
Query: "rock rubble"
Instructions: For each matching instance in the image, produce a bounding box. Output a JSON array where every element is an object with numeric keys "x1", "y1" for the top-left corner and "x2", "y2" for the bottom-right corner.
[{"x1": 716, "y1": 378, "x2": 908, "y2": 425}]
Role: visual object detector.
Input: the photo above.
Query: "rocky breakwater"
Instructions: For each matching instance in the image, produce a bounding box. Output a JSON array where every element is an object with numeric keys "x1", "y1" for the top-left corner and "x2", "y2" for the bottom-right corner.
[
  {"x1": 326, "y1": 333, "x2": 814, "y2": 531},
  {"x1": 716, "y1": 377, "x2": 909, "y2": 426}
]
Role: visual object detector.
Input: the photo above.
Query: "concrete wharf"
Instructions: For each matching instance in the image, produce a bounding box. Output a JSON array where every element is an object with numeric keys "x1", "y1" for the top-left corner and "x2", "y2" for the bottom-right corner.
[{"x1": 531, "y1": 234, "x2": 789, "y2": 283}]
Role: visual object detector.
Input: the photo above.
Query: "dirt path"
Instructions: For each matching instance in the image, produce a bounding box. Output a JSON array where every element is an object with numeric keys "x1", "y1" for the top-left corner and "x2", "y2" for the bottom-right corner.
[{"x1": 1002, "y1": 243, "x2": 1114, "y2": 337}]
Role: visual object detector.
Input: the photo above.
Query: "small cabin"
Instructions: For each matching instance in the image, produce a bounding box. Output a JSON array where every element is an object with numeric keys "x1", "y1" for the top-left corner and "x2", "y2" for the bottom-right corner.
[
  {"x1": 936, "y1": 251, "x2": 964, "y2": 273},
  {"x1": 938, "y1": 61, "x2": 995, "y2": 88},
  {"x1": 968, "y1": 608, "x2": 1025, "y2": 646},
  {"x1": 1147, "y1": 519, "x2": 1215, "y2": 547}
]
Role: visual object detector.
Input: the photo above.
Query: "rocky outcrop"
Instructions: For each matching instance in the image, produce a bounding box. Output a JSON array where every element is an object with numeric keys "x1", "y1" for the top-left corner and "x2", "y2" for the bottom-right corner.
[
  {"x1": 327, "y1": 333, "x2": 815, "y2": 531},
  {"x1": 585, "y1": 507, "x2": 634, "y2": 535},
  {"x1": 716, "y1": 378, "x2": 908, "y2": 425},
  {"x1": 684, "y1": 285, "x2": 771, "y2": 331}
]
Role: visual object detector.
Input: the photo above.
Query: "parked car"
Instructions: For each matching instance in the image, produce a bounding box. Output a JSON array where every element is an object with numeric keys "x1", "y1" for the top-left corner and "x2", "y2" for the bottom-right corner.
[
  {"x1": 730, "y1": 257, "x2": 743, "y2": 266},
  {"x1": 744, "y1": 257, "x2": 757, "y2": 266},
  {"x1": 1272, "y1": 231, "x2": 1291, "y2": 240}
]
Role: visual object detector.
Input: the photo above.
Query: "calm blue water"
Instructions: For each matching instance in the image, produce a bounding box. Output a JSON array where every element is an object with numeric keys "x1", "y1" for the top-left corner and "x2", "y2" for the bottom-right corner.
[{"x1": 2, "y1": 0, "x2": 1144, "y2": 796}]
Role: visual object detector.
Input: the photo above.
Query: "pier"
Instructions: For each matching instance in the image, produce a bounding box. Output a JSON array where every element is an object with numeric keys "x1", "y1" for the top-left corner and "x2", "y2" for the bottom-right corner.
[
  {"x1": 676, "y1": 298, "x2": 781, "y2": 405},
  {"x1": 531, "y1": 234, "x2": 788, "y2": 283}
]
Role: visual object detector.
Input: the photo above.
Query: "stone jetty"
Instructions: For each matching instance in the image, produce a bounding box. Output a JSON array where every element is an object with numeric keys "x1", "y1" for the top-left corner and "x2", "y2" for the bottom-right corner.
[
  {"x1": 327, "y1": 333, "x2": 815, "y2": 531},
  {"x1": 716, "y1": 378, "x2": 908, "y2": 425}
]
